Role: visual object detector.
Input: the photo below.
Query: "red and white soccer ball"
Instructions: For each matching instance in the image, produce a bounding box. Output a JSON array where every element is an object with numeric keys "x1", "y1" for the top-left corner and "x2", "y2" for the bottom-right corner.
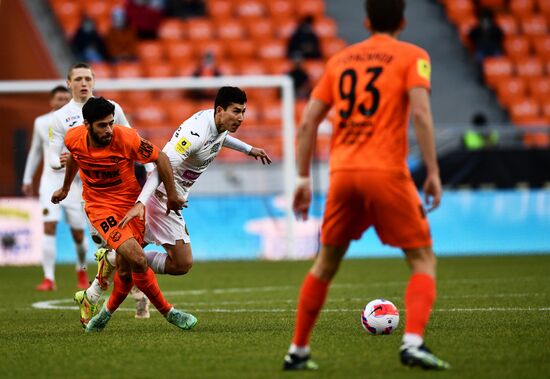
[{"x1": 361, "y1": 299, "x2": 400, "y2": 335}]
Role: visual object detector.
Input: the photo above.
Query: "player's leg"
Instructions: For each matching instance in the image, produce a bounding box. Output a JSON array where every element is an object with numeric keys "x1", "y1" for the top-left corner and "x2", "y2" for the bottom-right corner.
[
  {"x1": 36, "y1": 221, "x2": 57, "y2": 291},
  {"x1": 283, "y1": 243, "x2": 348, "y2": 371},
  {"x1": 69, "y1": 227, "x2": 89, "y2": 289}
]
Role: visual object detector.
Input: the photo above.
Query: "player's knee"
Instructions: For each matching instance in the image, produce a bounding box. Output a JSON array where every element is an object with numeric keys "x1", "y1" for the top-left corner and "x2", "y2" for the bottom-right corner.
[
  {"x1": 173, "y1": 260, "x2": 192, "y2": 275},
  {"x1": 118, "y1": 268, "x2": 132, "y2": 282}
]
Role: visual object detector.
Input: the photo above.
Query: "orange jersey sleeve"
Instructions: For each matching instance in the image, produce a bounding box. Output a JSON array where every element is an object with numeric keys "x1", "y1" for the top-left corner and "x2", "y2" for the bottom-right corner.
[
  {"x1": 311, "y1": 34, "x2": 432, "y2": 174},
  {"x1": 65, "y1": 125, "x2": 159, "y2": 209}
]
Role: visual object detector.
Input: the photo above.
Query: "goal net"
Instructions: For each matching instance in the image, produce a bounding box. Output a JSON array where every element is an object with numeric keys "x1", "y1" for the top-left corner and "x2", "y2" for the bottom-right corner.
[{"x1": 0, "y1": 75, "x2": 325, "y2": 261}]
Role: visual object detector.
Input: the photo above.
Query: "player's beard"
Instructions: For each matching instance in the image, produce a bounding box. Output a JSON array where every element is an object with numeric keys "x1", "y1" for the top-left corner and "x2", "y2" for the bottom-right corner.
[{"x1": 90, "y1": 129, "x2": 112, "y2": 146}]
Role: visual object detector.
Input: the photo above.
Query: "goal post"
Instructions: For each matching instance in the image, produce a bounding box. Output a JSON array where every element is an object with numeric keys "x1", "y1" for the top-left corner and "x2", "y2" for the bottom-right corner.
[{"x1": 0, "y1": 75, "x2": 300, "y2": 259}]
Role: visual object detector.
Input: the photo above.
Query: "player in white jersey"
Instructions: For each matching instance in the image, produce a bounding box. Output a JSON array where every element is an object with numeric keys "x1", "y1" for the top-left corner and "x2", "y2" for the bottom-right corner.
[
  {"x1": 49, "y1": 63, "x2": 149, "y2": 320},
  {"x1": 75, "y1": 87, "x2": 270, "y2": 326},
  {"x1": 22, "y1": 86, "x2": 89, "y2": 291}
]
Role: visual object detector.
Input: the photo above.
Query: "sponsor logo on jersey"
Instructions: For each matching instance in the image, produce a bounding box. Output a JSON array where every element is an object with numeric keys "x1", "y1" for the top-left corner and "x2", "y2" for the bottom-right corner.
[
  {"x1": 417, "y1": 59, "x2": 431, "y2": 81},
  {"x1": 48, "y1": 126, "x2": 53, "y2": 141},
  {"x1": 182, "y1": 170, "x2": 201, "y2": 180},
  {"x1": 138, "y1": 139, "x2": 154, "y2": 159},
  {"x1": 175, "y1": 137, "x2": 191, "y2": 154},
  {"x1": 190, "y1": 131, "x2": 200, "y2": 137},
  {"x1": 210, "y1": 143, "x2": 221, "y2": 154}
]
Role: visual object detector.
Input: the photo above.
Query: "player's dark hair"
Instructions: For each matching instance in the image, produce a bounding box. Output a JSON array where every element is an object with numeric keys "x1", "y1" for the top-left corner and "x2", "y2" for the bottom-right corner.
[
  {"x1": 50, "y1": 85, "x2": 69, "y2": 98},
  {"x1": 365, "y1": 0, "x2": 405, "y2": 33},
  {"x1": 82, "y1": 97, "x2": 115, "y2": 125},
  {"x1": 214, "y1": 86, "x2": 247, "y2": 110},
  {"x1": 67, "y1": 62, "x2": 93, "y2": 80}
]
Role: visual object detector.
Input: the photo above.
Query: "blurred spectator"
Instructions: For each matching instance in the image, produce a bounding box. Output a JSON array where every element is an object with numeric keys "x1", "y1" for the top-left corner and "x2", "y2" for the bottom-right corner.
[
  {"x1": 165, "y1": 0, "x2": 206, "y2": 19},
  {"x1": 463, "y1": 112, "x2": 500, "y2": 150},
  {"x1": 126, "y1": 0, "x2": 166, "y2": 40},
  {"x1": 71, "y1": 17, "x2": 108, "y2": 62},
  {"x1": 191, "y1": 51, "x2": 221, "y2": 99},
  {"x1": 468, "y1": 8, "x2": 504, "y2": 66},
  {"x1": 286, "y1": 53, "x2": 312, "y2": 100},
  {"x1": 286, "y1": 15, "x2": 322, "y2": 60},
  {"x1": 104, "y1": 7, "x2": 138, "y2": 62}
]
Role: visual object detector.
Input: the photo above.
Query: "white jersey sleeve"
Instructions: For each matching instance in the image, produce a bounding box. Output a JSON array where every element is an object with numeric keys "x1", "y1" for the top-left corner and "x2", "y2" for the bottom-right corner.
[
  {"x1": 48, "y1": 109, "x2": 66, "y2": 169},
  {"x1": 22, "y1": 115, "x2": 45, "y2": 185},
  {"x1": 113, "y1": 101, "x2": 130, "y2": 127},
  {"x1": 223, "y1": 135, "x2": 253, "y2": 154}
]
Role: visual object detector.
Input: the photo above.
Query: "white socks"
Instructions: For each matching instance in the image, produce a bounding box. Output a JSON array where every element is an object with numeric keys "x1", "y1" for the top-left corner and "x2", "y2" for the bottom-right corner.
[
  {"x1": 86, "y1": 279, "x2": 104, "y2": 304},
  {"x1": 42, "y1": 234, "x2": 56, "y2": 281},
  {"x1": 75, "y1": 239, "x2": 88, "y2": 271},
  {"x1": 106, "y1": 248, "x2": 116, "y2": 267},
  {"x1": 401, "y1": 333, "x2": 423, "y2": 349},
  {"x1": 145, "y1": 251, "x2": 167, "y2": 274},
  {"x1": 289, "y1": 344, "x2": 310, "y2": 357}
]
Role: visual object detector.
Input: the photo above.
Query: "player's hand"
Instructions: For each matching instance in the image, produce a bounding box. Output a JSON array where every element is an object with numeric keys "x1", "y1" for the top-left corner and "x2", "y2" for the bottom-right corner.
[
  {"x1": 423, "y1": 173, "x2": 442, "y2": 212},
  {"x1": 51, "y1": 188, "x2": 68, "y2": 204},
  {"x1": 248, "y1": 147, "x2": 272, "y2": 165},
  {"x1": 293, "y1": 178, "x2": 312, "y2": 221},
  {"x1": 22, "y1": 184, "x2": 34, "y2": 197},
  {"x1": 166, "y1": 195, "x2": 186, "y2": 216},
  {"x1": 119, "y1": 202, "x2": 145, "y2": 229},
  {"x1": 59, "y1": 152, "x2": 69, "y2": 168}
]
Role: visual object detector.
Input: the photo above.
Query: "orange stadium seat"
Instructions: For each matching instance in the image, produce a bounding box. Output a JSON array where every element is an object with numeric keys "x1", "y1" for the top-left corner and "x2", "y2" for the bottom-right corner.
[
  {"x1": 158, "y1": 19, "x2": 186, "y2": 40},
  {"x1": 517, "y1": 121, "x2": 550, "y2": 147},
  {"x1": 445, "y1": 0, "x2": 475, "y2": 25},
  {"x1": 495, "y1": 77, "x2": 528, "y2": 106},
  {"x1": 275, "y1": 18, "x2": 299, "y2": 39},
  {"x1": 495, "y1": 13, "x2": 520, "y2": 35},
  {"x1": 265, "y1": 58, "x2": 293, "y2": 74},
  {"x1": 532, "y1": 35, "x2": 550, "y2": 59},
  {"x1": 136, "y1": 41, "x2": 165, "y2": 63},
  {"x1": 215, "y1": 20, "x2": 246, "y2": 40},
  {"x1": 479, "y1": 0, "x2": 506, "y2": 10},
  {"x1": 113, "y1": 62, "x2": 143, "y2": 78},
  {"x1": 483, "y1": 56, "x2": 514, "y2": 88},
  {"x1": 83, "y1": 0, "x2": 110, "y2": 23},
  {"x1": 217, "y1": 61, "x2": 238, "y2": 75},
  {"x1": 508, "y1": 97, "x2": 541, "y2": 124},
  {"x1": 186, "y1": 18, "x2": 215, "y2": 40},
  {"x1": 236, "y1": 0, "x2": 266, "y2": 18},
  {"x1": 260, "y1": 99, "x2": 283, "y2": 123},
  {"x1": 172, "y1": 61, "x2": 197, "y2": 77},
  {"x1": 236, "y1": 60, "x2": 268, "y2": 75},
  {"x1": 321, "y1": 37, "x2": 347, "y2": 58},
  {"x1": 266, "y1": 0, "x2": 294, "y2": 21},
  {"x1": 90, "y1": 62, "x2": 113, "y2": 79},
  {"x1": 96, "y1": 90, "x2": 123, "y2": 104},
  {"x1": 528, "y1": 77, "x2": 550, "y2": 100},
  {"x1": 509, "y1": 0, "x2": 535, "y2": 17},
  {"x1": 163, "y1": 100, "x2": 196, "y2": 125},
  {"x1": 206, "y1": 0, "x2": 233, "y2": 20},
  {"x1": 314, "y1": 17, "x2": 338, "y2": 39},
  {"x1": 257, "y1": 39, "x2": 287, "y2": 61},
  {"x1": 296, "y1": 0, "x2": 326, "y2": 19},
  {"x1": 538, "y1": 0, "x2": 550, "y2": 20},
  {"x1": 303, "y1": 60, "x2": 326, "y2": 83},
  {"x1": 50, "y1": 0, "x2": 81, "y2": 19},
  {"x1": 194, "y1": 40, "x2": 226, "y2": 59},
  {"x1": 245, "y1": 18, "x2": 274, "y2": 41},
  {"x1": 504, "y1": 35, "x2": 531, "y2": 59},
  {"x1": 164, "y1": 40, "x2": 195, "y2": 63},
  {"x1": 132, "y1": 103, "x2": 167, "y2": 125},
  {"x1": 143, "y1": 62, "x2": 174, "y2": 77},
  {"x1": 515, "y1": 56, "x2": 544, "y2": 78},
  {"x1": 226, "y1": 40, "x2": 256, "y2": 61},
  {"x1": 519, "y1": 14, "x2": 548, "y2": 37},
  {"x1": 456, "y1": 15, "x2": 478, "y2": 48}
]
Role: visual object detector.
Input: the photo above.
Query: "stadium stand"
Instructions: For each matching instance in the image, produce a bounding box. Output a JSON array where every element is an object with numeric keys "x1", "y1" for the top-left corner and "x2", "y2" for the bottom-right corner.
[
  {"x1": 439, "y1": 0, "x2": 550, "y2": 146},
  {"x1": 47, "y1": 0, "x2": 348, "y2": 162}
]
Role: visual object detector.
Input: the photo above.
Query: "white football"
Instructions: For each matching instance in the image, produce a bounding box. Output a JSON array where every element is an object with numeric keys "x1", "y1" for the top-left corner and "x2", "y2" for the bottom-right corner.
[{"x1": 361, "y1": 299, "x2": 400, "y2": 335}]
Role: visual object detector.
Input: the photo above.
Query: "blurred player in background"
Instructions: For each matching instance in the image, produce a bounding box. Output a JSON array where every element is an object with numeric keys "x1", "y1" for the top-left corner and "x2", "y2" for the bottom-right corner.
[
  {"x1": 283, "y1": 0, "x2": 450, "y2": 371},
  {"x1": 21, "y1": 85, "x2": 88, "y2": 291},
  {"x1": 76, "y1": 87, "x2": 271, "y2": 327},
  {"x1": 49, "y1": 62, "x2": 149, "y2": 317},
  {"x1": 52, "y1": 97, "x2": 196, "y2": 333}
]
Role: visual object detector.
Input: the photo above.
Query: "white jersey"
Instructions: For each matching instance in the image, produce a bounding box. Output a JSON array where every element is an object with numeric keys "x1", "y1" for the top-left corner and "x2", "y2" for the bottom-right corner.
[
  {"x1": 48, "y1": 98, "x2": 129, "y2": 170},
  {"x1": 157, "y1": 109, "x2": 251, "y2": 201}
]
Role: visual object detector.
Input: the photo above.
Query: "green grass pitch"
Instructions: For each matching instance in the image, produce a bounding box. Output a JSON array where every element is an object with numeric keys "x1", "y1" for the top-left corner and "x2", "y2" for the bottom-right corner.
[{"x1": 1, "y1": 255, "x2": 549, "y2": 379}]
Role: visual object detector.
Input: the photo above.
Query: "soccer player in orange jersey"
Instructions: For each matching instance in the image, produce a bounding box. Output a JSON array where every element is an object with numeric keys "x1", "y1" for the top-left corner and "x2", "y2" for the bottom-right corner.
[
  {"x1": 51, "y1": 97, "x2": 197, "y2": 332},
  {"x1": 283, "y1": 0, "x2": 450, "y2": 371}
]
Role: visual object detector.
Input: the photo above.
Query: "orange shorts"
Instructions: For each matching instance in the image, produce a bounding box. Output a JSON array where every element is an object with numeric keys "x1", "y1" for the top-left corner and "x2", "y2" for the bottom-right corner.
[
  {"x1": 85, "y1": 204, "x2": 145, "y2": 250},
  {"x1": 321, "y1": 170, "x2": 432, "y2": 249}
]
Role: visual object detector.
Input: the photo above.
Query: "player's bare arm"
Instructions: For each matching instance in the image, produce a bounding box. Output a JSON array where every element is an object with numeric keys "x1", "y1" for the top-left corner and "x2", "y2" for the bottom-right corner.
[
  {"x1": 248, "y1": 147, "x2": 272, "y2": 165},
  {"x1": 409, "y1": 87, "x2": 442, "y2": 212},
  {"x1": 293, "y1": 99, "x2": 331, "y2": 220},
  {"x1": 51, "y1": 153, "x2": 78, "y2": 204},
  {"x1": 155, "y1": 151, "x2": 184, "y2": 215}
]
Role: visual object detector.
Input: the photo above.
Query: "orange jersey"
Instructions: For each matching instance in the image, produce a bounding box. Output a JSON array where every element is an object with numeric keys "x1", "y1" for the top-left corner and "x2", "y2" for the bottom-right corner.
[
  {"x1": 312, "y1": 34, "x2": 431, "y2": 174},
  {"x1": 64, "y1": 125, "x2": 159, "y2": 209}
]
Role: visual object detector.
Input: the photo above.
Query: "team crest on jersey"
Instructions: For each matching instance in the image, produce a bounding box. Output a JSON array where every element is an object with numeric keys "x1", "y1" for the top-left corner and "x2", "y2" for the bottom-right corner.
[
  {"x1": 175, "y1": 137, "x2": 191, "y2": 154},
  {"x1": 109, "y1": 230, "x2": 121, "y2": 242},
  {"x1": 48, "y1": 126, "x2": 53, "y2": 141},
  {"x1": 417, "y1": 59, "x2": 431, "y2": 81},
  {"x1": 210, "y1": 143, "x2": 221, "y2": 154}
]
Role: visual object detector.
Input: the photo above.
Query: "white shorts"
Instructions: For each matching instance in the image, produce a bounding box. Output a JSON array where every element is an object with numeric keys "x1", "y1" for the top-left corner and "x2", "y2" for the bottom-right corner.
[
  {"x1": 144, "y1": 191, "x2": 191, "y2": 246},
  {"x1": 39, "y1": 174, "x2": 86, "y2": 229}
]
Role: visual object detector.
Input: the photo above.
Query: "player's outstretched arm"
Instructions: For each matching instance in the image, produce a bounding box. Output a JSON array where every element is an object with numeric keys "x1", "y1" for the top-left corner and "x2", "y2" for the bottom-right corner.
[
  {"x1": 248, "y1": 147, "x2": 272, "y2": 165},
  {"x1": 48, "y1": 117, "x2": 65, "y2": 170},
  {"x1": 293, "y1": 99, "x2": 330, "y2": 220},
  {"x1": 409, "y1": 87, "x2": 442, "y2": 212},
  {"x1": 51, "y1": 153, "x2": 78, "y2": 204},
  {"x1": 154, "y1": 151, "x2": 184, "y2": 215},
  {"x1": 21, "y1": 119, "x2": 43, "y2": 196}
]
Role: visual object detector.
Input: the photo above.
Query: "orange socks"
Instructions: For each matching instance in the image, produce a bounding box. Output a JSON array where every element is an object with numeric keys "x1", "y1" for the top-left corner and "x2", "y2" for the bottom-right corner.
[
  {"x1": 132, "y1": 268, "x2": 172, "y2": 315},
  {"x1": 292, "y1": 272, "x2": 330, "y2": 347},
  {"x1": 404, "y1": 273, "x2": 436, "y2": 336},
  {"x1": 106, "y1": 272, "x2": 134, "y2": 313}
]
